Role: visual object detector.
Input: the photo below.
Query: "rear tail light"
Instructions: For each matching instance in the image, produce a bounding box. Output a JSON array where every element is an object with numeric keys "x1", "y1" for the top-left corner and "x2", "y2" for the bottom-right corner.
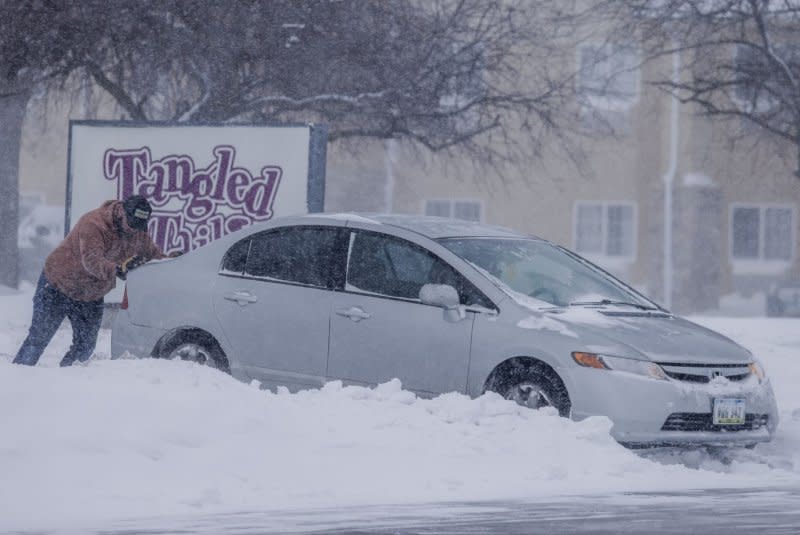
[{"x1": 121, "y1": 286, "x2": 129, "y2": 310}]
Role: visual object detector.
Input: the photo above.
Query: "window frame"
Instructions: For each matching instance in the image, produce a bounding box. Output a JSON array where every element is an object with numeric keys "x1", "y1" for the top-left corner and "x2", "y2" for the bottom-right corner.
[
  {"x1": 731, "y1": 44, "x2": 786, "y2": 115},
  {"x1": 572, "y1": 201, "x2": 638, "y2": 261},
  {"x1": 219, "y1": 235, "x2": 253, "y2": 276},
  {"x1": 575, "y1": 42, "x2": 642, "y2": 113},
  {"x1": 343, "y1": 229, "x2": 495, "y2": 309},
  {"x1": 217, "y1": 225, "x2": 349, "y2": 290},
  {"x1": 423, "y1": 198, "x2": 484, "y2": 223},
  {"x1": 729, "y1": 203, "x2": 796, "y2": 269}
]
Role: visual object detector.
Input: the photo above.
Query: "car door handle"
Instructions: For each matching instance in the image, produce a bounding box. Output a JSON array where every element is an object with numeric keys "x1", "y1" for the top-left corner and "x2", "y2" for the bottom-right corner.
[
  {"x1": 224, "y1": 291, "x2": 258, "y2": 305},
  {"x1": 335, "y1": 307, "x2": 371, "y2": 322}
]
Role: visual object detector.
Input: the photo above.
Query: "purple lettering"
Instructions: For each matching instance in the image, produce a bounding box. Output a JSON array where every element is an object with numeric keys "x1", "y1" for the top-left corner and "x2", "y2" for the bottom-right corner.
[
  {"x1": 149, "y1": 214, "x2": 191, "y2": 255},
  {"x1": 139, "y1": 165, "x2": 167, "y2": 205},
  {"x1": 103, "y1": 145, "x2": 283, "y2": 254},
  {"x1": 226, "y1": 171, "x2": 250, "y2": 205},
  {"x1": 164, "y1": 157, "x2": 193, "y2": 193},
  {"x1": 103, "y1": 149, "x2": 149, "y2": 200},
  {"x1": 211, "y1": 146, "x2": 233, "y2": 201},
  {"x1": 225, "y1": 214, "x2": 250, "y2": 234}
]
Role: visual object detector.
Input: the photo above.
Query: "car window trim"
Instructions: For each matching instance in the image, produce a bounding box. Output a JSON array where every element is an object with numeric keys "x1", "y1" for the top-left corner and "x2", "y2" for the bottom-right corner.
[
  {"x1": 218, "y1": 270, "x2": 337, "y2": 291},
  {"x1": 344, "y1": 229, "x2": 498, "y2": 311},
  {"x1": 217, "y1": 225, "x2": 348, "y2": 291},
  {"x1": 341, "y1": 281, "x2": 490, "y2": 311},
  {"x1": 218, "y1": 236, "x2": 253, "y2": 276}
]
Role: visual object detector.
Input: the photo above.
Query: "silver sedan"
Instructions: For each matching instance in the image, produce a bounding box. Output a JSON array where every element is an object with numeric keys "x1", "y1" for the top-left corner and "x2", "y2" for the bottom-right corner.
[{"x1": 112, "y1": 214, "x2": 778, "y2": 447}]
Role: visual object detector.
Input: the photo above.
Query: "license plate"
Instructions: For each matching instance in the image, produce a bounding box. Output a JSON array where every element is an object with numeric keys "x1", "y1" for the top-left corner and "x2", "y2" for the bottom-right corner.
[{"x1": 713, "y1": 398, "x2": 746, "y2": 425}]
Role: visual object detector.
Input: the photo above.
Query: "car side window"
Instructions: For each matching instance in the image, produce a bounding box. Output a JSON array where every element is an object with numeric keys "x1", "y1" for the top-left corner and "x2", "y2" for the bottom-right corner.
[
  {"x1": 346, "y1": 231, "x2": 493, "y2": 308},
  {"x1": 244, "y1": 227, "x2": 341, "y2": 288},
  {"x1": 221, "y1": 237, "x2": 251, "y2": 275}
]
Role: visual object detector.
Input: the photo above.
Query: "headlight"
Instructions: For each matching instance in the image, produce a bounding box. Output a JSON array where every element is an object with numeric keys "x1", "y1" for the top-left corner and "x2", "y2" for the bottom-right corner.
[
  {"x1": 572, "y1": 352, "x2": 668, "y2": 381},
  {"x1": 748, "y1": 360, "x2": 767, "y2": 382}
]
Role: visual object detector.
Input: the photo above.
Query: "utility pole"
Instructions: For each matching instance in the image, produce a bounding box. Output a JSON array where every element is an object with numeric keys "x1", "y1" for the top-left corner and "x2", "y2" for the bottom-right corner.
[
  {"x1": 384, "y1": 138, "x2": 396, "y2": 213},
  {"x1": 662, "y1": 44, "x2": 681, "y2": 311},
  {"x1": 0, "y1": 87, "x2": 31, "y2": 289}
]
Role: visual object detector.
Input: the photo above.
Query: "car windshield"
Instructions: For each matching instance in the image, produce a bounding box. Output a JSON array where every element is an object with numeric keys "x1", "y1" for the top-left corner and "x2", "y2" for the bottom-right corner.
[{"x1": 438, "y1": 237, "x2": 656, "y2": 309}]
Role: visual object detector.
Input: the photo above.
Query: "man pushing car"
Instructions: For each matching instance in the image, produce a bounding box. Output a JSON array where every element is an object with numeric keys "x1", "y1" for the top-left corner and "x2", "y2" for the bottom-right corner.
[{"x1": 13, "y1": 195, "x2": 174, "y2": 367}]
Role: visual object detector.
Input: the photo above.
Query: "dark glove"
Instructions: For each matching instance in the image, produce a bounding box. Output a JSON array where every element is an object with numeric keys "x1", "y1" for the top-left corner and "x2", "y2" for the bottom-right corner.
[
  {"x1": 125, "y1": 255, "x2": 147, "y2": 271},
  {"x1": 117, "y1": 256, "x2": 145, "y2": 281}
]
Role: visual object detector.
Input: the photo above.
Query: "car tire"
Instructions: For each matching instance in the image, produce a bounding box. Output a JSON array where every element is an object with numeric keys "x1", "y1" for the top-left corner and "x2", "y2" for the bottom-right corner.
[
  {"x1": 160, "y1": 333, "x2": 229, "y2": 373},
  {"x1": 489, "y1": 362, "x2": 571, "y2": 417}
]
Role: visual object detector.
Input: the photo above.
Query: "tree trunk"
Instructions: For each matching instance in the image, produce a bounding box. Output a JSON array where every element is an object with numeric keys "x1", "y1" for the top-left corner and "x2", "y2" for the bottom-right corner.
[{"x1": 0, "y1": 87, "x2": 31, "y2": 289}]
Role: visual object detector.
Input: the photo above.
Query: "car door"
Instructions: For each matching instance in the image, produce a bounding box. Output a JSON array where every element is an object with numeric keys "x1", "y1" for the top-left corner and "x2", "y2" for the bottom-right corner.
[
  {"x1": 212, "y1": 225, "x2": 347, "y2": 391},
  {"x1": 327, "y1": 229, "x2": 489, "y2": 395}
]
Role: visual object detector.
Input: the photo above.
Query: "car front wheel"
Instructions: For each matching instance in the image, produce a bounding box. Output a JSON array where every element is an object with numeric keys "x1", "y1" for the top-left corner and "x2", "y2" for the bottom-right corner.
[
  {"x1": 159, "y1": 331, "x2": 230, "y2": 373},
  {"x1": 168, "y1": 342, "x2": 220, "y2": 369},
  {"x1": 504, "y1": 380, "x2": 556, "y2": 410},
  {"x1": 490, "y1": 362, "x2": 571, "y2": 417}
]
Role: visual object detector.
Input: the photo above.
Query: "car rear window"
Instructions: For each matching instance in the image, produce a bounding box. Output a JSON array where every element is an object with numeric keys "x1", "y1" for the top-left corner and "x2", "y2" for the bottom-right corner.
[
  {"x1": 245, "y1": 227, "x2": 341, "y2": 288},
  {"x1": 221, "y1": 238, "x2": 251, "y2": 274}
]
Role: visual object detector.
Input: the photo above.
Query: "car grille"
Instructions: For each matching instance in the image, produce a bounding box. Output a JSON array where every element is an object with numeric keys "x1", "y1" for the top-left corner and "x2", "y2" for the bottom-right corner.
[
  {"x1": 657, "y1": 362, "x2": 751, "y2": 384},
  {"x1": 661, "y1": 413, "x2": 769, "y2": 432}
]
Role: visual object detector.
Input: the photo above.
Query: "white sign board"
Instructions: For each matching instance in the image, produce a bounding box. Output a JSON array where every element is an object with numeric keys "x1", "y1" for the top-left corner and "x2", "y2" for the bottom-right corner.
[{"x1": 67, "y1": 122, "x2": 327, "y2": 255}]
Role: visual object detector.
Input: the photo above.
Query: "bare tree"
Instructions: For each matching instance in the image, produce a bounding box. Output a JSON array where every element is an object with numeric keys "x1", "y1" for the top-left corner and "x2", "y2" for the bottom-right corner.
[
  {"x1": 606, "y1": 0, "x2": 800, "y2": 176},
  {"x1": 0, "y1": 78, "x2": 30, "y2": 288},
  {"x1": 58, "y1": 0, "x2": 585, "y2": 160},
  {"x1": 0, "y1": 0, "x2": 592, "y2": 287}
]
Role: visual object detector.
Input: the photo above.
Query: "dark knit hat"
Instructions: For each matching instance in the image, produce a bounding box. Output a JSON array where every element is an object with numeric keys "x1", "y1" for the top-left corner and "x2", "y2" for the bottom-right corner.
[{"x1": 122, "y1": 195, "x2": 152, "y2": 232}]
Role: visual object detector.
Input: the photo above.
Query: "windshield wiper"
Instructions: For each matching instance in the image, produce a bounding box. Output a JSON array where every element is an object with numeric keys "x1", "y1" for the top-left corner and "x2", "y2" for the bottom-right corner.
[{"x1": 569, "y1": 299, "x2": 657, "y2": 311}]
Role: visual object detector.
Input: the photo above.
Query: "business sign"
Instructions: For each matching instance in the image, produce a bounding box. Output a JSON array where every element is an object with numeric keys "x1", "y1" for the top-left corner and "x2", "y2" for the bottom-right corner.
[{"x1": 67, "y1": 121, "x2": 327, "y2": 255}]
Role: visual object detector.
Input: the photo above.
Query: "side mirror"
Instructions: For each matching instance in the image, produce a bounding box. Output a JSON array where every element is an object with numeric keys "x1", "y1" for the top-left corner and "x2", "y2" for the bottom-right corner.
[{"x1": 419, "y1": 284, "x2": 460, "y2": 309}]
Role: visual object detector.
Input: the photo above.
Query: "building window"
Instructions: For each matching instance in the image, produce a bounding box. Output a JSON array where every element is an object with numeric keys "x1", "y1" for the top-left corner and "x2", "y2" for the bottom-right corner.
[
  {"x1": 577, "y1": 43, "x2": 640, "y2": 112},
  {"x1": 733, "y1": 45, "x2": 777, "y2": 113},
  {"x1": 731, "y1": 204, "x2": 794, "y2": 262},
  {"x1": 732, "y1": 44, "x2": 800, "y2": 114},
  {"x1": 577, "y1": 43, "x2": 640, "y2": 135},
  {"x1": 439, "y1": 43, "x2": 487, "y2": 110},
  {"x1": 574, "y1": 202, "x2": 636, "y2": 258},
  {"x1": 424, "y1": 199, "x2": 482, "y2": 222}
]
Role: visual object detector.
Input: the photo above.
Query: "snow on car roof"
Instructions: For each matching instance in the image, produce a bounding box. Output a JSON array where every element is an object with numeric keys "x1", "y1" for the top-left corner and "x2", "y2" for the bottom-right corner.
[
  {"x1": 311, "y1": 213, "x2": 382, "y2": 225},
  {"x1": 356, "y1": 213, "x2": 535, "y2": 240},
  {"x1": 283, "y1": 213, "x2": 539, "y2": 240}
]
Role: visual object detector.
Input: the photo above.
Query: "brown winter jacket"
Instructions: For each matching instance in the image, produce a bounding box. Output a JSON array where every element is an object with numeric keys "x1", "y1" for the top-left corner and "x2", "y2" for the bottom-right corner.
[{"x1": 44, "y1": 200, "x2": 165, "y2": 302}]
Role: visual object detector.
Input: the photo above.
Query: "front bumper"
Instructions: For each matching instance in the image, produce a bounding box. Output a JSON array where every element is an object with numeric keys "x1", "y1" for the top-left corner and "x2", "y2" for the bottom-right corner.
[{"x1": 564, "y1": 365, "x2": 779, "y2": 447}]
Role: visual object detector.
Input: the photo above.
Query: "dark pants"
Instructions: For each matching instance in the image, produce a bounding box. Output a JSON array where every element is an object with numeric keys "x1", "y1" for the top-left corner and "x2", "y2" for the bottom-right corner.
[{"x1": 13, "y1": 273, "x2": 104, "y2": 367}]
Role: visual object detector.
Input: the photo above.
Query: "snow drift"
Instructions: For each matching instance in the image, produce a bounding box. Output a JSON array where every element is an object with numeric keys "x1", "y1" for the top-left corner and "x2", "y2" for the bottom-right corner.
[{"x1": 1, "y1": 284, "x2": 798, "y2": 531}]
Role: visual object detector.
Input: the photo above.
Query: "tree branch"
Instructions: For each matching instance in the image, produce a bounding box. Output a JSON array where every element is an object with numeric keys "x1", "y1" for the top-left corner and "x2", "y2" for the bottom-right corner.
[{"x1": 84, "y1": 61, "x2": 147, "y2": 121}]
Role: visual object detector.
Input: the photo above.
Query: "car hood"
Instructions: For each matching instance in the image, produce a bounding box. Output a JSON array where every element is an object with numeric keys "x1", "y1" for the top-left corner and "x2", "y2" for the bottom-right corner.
[{"x1": 548, "y1": 308, "x2": 753, "y2": 364}]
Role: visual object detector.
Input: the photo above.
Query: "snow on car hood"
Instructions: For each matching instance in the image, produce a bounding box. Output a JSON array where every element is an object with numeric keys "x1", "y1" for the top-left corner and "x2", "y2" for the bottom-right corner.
[
  {"x1": 547, "y1": 307, "x2": 753, "y2": 364},
  {"x1": 502, "y1": 286, "x2": 752, "y2": 364}
]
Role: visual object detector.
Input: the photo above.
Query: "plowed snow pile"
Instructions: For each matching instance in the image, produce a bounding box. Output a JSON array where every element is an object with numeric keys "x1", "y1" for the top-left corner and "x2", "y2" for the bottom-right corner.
[{"x1": 1, "y1": 284, "x2": 798, "y2": 531}]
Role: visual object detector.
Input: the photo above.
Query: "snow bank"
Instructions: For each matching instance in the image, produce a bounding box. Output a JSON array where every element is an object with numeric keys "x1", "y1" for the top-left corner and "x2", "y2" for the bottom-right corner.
[
  {"x1": 682, "y1": 316, "x2": 800, "y2": 474},
  {"x1": 1, "y1": 287, "x2": 799, "y2": 531},
  {"x1": 1, "y1": 360, "x2": 790, "y2": 532}
]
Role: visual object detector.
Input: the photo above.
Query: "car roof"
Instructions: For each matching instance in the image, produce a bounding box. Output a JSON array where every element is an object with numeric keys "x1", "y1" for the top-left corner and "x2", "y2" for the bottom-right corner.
[{"x1": 309, "y1": 213, "x2": 538, "y2": 240}]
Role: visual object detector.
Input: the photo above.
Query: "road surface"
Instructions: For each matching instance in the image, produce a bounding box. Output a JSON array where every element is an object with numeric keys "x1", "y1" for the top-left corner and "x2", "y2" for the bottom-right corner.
[{"x1": 93, "y1": 487, "x2": 800, "y2": 534}]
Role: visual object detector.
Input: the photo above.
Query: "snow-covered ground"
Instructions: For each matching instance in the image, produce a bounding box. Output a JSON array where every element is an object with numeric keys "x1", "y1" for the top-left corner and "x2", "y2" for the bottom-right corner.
[{"x1": 1, "y1": 282, "x2": 799, "y2": 532}]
